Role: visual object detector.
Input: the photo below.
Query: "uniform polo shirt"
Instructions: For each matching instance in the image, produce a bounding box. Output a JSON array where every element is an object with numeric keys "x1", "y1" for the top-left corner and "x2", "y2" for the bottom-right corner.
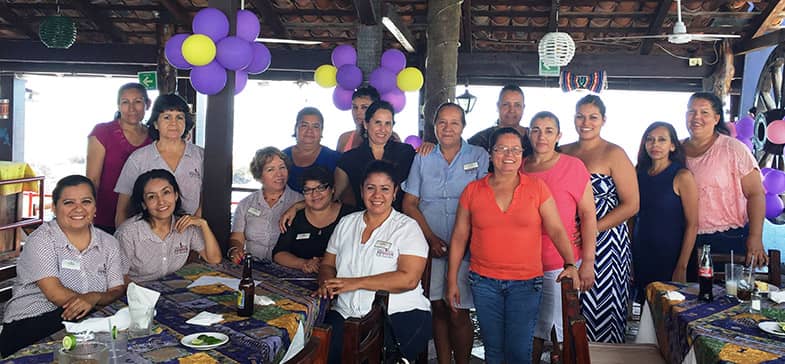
[
  {"x1": 326, "y1": 210, "x2": 430, "y2": 318},
  {"x1": 115, "y1": 216, "x2": 205, "y2": 282},
  {"x1": 3, "y1": 221, "x2": 126, "y2": 323},
  {"x1": 114, "y1": 142, "x2": 204, "y2": 215},
  {"x1": 232, "y1": 188, "x2": 304, "y2": 260}
]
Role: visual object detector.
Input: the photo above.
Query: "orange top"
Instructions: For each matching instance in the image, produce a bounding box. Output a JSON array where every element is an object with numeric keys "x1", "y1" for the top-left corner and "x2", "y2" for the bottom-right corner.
[{"x1": 459, "y1": 172, "x2": 552, "y2": 280}]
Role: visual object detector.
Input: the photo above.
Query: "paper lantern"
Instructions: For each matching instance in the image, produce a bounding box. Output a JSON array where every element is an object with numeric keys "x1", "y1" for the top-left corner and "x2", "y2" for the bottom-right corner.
[
  {"x1": 39, "y1": 15, "x2": 77, "y2": 49},
  {"x1": 538, "y1": 32, "x2": 575, "y2": 67}
]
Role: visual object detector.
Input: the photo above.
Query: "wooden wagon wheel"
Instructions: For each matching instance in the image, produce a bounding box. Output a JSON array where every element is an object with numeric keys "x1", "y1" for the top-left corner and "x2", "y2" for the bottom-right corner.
[{"x1": 753, "y1": 43, "x2": 785, "y2": 169}]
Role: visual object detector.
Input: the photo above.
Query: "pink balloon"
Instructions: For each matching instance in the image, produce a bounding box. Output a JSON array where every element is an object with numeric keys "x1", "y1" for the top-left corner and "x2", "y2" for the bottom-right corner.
[
  {"x1": 381, "y1": 49, "x2": 406, "y2": 73},
  {"x1": 767, "y1": 120, "x2": 785, "y2": 144},
  {"x1": 736, "y1": 115, "x2": 754, "y2": 139},
  {"x1": 216, "y1": 36, "x2": 253, "y2": 71},
  {"x1": 246, "y1": 43, "x2": 271, "y2": 74},
  {"x1": 404, "y1": 135, "x2": 422, "y2": 149},
  {"x1": 192, "y1": 8, "x2": 229, "y2": 42},
  {"x1": 726, "y1": 121, "x2": 737, "y2": 138},
  {"x1": 236, "y1": 10, "x2": 260, "y2": 42},
  {"x1": 235, "y1": 70, "x2": 248, "y2": 94},
  {"x1": 336, "y1": 64, "x2": 362, "y2": 90},
  {"x1": 191, "y1": 61, "x2": 227, "y2": 95},
  {"x1": 381, "y1": 89, "x2": 406, "y2": 113},
  {"x1": 765, "y1": 193, "x2": 784, "y2": 219},
  {"x1": 165, "y1": 34, "x2": 191, "y2": 70},
  {"x1": 333, "y1": 87, "x2": 354, "y2": 110},
  {"x1": 369, "y1": 67, "x2": 397, "y2": 94},
  {"x1": 331, "y1": 45, "x2": 357, "y2": 67}
]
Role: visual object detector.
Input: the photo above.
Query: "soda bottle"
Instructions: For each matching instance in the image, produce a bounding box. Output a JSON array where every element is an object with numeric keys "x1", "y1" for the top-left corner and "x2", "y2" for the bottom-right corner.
[
  {"x1": 698, "y1": 244, "x2": 713, "y2": 302},
  {"x1": 237, "y1": 253, "x2": 255, "y2": 317}
]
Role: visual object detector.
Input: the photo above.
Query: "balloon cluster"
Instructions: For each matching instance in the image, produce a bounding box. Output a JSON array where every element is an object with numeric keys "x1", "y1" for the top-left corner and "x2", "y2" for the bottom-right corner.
[
  {"x1": 164, "y1": 8, "x2": 272, "y2": 95},
  {"x1": 314, "y1": 46, "x2": 424, "y2": 113},
  {"x1": 762, "y1": 168, "x2": 785, "y2": 219},
  {"x1": 733, "y1": 116, "x2": 754, "y2": 150},
  {"x1": 737, "y1": 114, "x2": 785, "y2": 218}
]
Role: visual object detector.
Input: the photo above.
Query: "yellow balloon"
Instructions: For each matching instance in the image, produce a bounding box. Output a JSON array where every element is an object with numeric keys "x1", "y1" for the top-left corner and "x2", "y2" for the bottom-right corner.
[
  {"x1": 181, "y1": 34, "x2": 216, "y2": 67},
  {"x1": 396, "y1": 67, "x2": 424, "y2": 92},
  {"x1": 314, "y1": 64, "x2": 338, "y2": 88}
]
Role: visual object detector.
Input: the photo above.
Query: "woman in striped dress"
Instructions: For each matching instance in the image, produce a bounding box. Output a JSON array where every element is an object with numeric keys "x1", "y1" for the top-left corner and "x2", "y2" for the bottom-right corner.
[{"x1": 561, "y1": 95, "x2": 639, "y2": 343}]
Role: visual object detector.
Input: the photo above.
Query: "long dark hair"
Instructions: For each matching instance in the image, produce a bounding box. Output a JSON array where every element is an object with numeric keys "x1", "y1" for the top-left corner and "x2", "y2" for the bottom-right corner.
[
  {"x1": 688, "y1": 92, "x2": 730, "y2": 135},
  {"x1": 129, "y1": 169, "x2": 185, "y2": 224},
  {"x1": 636, "y1": 121, "x2": 686, "y2": 174}
]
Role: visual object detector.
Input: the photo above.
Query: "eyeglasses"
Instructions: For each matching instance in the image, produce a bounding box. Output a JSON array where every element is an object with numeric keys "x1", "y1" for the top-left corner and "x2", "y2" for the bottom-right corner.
[
  {"x1": 492, "y1": 145, "x2": 523, "y2": 155},
  {"x1": 303, "y1": 183, "x2": 330, "y2": 195}
]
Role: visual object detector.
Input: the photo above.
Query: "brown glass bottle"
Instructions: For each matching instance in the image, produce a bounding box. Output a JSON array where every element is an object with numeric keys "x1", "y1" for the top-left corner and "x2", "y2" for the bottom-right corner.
[{"x1": 237, "y1": 253, "x2": 254, "y2": 317}]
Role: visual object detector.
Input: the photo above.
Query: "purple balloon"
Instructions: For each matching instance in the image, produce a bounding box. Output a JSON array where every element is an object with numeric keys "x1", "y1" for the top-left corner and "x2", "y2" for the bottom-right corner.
[
  {"x1": 381, "y1": 49, "x2": 406, "y2": 73},
  {"x1": 192, "y1": 8, "x2": 229, "y2": 42},
  {"x1": 404, "y1": 135, "x2": 422, "y2": 149},
  {"x1": 216, "y1": 36, "x2": 253, "y2": 71},
  {"x1": 369, "y1": 67, "x2": 397, "y2": 94},
  {"x1": 246, "y1": 43, "x2": 271, "y2": 74},
  {"x1": 235, "y1": 70, "x2": 248, "y2": 94},
  {"x1": 331, "y1": 45, "x2": 357, "y2": 67},
  {"x1": 764, "y1": 169, "x2": 785, "y2": 194},
  {"x1": 765, "y1": 193, "x2": 784, "y2": 219},
  {"x1": 762, "y1": 167, "x2": 777, "y2": 178},
  {"x1": 164, "y1": 34, "x2": 191, "y2": 70},
  {"x1": 333, "y1": 87, "x2": 354, "y2": 110},
  {"x1": 236, "y1": 10, "x2": 260, "y2": 42},
  {"x1": 190, "y1": 61, "x2": 227, "y2": 95},
  {"x1": 736, "y1": 115, "x2": 754, "y2": 139},
  {"x1": 381, "y1": 89, "x2": 406, "y2": 113},
  {"x1": 336, "y1": 64, "x2": 362, "y2": 90},
  {"x1": 738, "y1": 136, "x2": 753, "y2": 151}
]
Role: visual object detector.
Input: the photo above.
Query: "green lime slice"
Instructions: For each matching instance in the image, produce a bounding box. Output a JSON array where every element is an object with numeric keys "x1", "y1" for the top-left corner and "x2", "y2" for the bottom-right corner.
[
  {"x1": 62, "y1": 334, "x2": 77, "y2": 351},
  {"x1": 111, "y1": 325, "x2": 118, "y2": 340}
]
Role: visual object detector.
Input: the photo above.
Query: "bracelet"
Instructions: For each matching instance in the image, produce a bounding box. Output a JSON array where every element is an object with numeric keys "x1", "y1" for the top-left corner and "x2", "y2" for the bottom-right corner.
[
  {"x1": 563, "y1": 263, "x2": 577, "y2": 270},
  {"x1": 226, "y1": 246, "x2": 239, "y2": 259}
]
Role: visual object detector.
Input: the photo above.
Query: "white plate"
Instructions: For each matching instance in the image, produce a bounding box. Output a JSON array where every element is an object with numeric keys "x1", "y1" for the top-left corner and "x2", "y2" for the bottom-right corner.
[
  {"x1": 180, "y1": 332, "x2": 229, "y2": 350},
  {"x1": 758, "y1": 322, "x2": 785, "y2": 337}
]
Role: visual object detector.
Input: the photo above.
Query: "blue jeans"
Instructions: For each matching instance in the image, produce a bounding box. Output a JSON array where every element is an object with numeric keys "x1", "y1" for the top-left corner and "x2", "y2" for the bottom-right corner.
[{"x1": 469, "y1": 271, "x2": 543, "y2": 364}]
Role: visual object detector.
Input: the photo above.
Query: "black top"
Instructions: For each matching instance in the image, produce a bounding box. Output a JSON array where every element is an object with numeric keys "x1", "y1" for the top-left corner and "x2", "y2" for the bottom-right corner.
[
  {"x1": 467, "y1": 125, "x2": 498, "y2": 153},
  {"x1": 272, "y1": 204, "x2": 356, "y2": 260},
  {"x1": 337, "y1": 139, "x2": 416, "y2": 210}
]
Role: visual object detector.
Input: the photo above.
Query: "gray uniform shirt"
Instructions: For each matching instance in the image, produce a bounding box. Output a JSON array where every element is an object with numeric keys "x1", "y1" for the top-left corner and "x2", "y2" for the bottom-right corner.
[
  {"x1": 231, "y1": 187, "x2": 303, "y2": 260},
  {"x1": 3, "y1": 221, "x2": 126, "y2": 323},
  {"x1": 115, "y1": 216, "x2": 206, "y2": 282},
  {"x1": 114, "y1": 142, "x2": 204, "y2": 215}
]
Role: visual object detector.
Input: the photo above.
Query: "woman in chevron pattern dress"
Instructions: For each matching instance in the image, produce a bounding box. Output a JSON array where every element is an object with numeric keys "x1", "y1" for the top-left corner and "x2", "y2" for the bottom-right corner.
[{"x1": 562, "y1": 95, "x2": 639, "y2": 343}]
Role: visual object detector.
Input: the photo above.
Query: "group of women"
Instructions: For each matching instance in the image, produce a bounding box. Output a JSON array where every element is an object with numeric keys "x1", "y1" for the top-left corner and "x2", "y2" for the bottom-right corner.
[{"x1": 0, "y1": 82, "x2": 768, "y2": 364}]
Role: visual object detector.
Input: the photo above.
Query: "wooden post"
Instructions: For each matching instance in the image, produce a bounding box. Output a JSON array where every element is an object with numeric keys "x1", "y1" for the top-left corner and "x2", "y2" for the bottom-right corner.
[
  {"x1": 203, "y1": 0, "x2": 237, "y2": 251},
  {"x1": 156, "y1": 22, "x2": 177, "y2": 94},
  {"x1": 423, "y1": 0, "x2": 460, "y2": 143}
]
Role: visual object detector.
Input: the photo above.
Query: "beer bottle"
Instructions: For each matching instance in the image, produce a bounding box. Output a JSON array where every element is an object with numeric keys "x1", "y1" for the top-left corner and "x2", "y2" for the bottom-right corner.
[
  {"x1": 237, "y1": 253, "x2": 255, "y2": 317},
  {"x1": 698, "y1": 244, "x2": 714, "y2": 302}
]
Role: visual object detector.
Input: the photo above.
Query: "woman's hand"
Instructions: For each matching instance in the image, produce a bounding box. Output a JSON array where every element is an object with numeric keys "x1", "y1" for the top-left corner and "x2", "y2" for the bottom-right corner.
[
  {"x1": 572, "y1": 231, "x2": 583, "y2": 249},
  {"x1": 577, "y1": 263, "x2": 595, "y2": 291},
  {"x1": 301, "y1": 257, "x2": 321, "y2": 273},
  {"x1": 174, "y1": 214, "x2": 204, "y2": 233},
  {"x1": 61, "y1": 293, "x2": 99, "y2": 321},
  {"x1": 745, "y1": 238, "x2": 769, "y2": 268},
  {"x1": 278, "y1": 206, "x2": 298, "y2": 233},
  {"x1": 446, "y1": 281, "x2": 461, "y2": 312},
  {"x1": 229, "y1": 247, "x2": 245, "y2": 265},
  {"x1": 556, "y1": 265, "x2": 581, "y2": 290},
  {"x1": 428, "y1": 235, "x2": 448, "y2": 258},
  {"x1": 671, "y1": 266, "x2": 687, "y2": 283},
  {"x1": 321, "y1": 277, "x2": 361, "y2": 297}
]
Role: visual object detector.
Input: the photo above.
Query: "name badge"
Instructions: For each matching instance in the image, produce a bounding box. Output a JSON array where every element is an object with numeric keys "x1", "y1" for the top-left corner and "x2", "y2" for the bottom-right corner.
[
  {"x1": 61, "y1": 259, "x2": 81, "y2": 270},
  {"x1": 374, "y1": 240, "x2": 392, "y2": 250},
  {"x1": 247, "y1": 207, "x2": 262, "y2": 216},
  {"x1": 174, "y1": 244, "x2": 189, "y2": 255},
  {"x1": 463, "y1": 161, "x2": 479, "y2": 171},
  {"x1": 296, "y1": 233, "x2": 311, "y2": 240}
]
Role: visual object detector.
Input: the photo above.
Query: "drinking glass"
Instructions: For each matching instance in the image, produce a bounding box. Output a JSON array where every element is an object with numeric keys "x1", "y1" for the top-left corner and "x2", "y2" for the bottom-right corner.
[
  {"x1": 56, "y1": 341, "x2": 109, "y2": 364},
  {"x1": 724, "y1": 263, "x2": 742, "y2": 297},
  {"x1": 129, "y1": 307, "x2": 154, "y2": 336},
  {"x1": 736, "y1": 267, "x2": 754, "y2": 302},
  {"x1": 94, "y1": 331, "x2": 128, "y2": 363}
]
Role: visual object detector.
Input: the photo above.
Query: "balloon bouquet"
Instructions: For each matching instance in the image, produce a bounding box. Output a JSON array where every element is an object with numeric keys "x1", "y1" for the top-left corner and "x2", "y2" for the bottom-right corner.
[
  {"x1": 736, "y1": 115, "x2": 785, "y2": 219},
  {"x1": 164, "y1": 8, "x2": 272, "y2": 95}
]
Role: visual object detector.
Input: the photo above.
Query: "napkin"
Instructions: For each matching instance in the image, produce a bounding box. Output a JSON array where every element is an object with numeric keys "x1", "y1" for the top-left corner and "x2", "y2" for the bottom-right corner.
[
  {"x1": 63, "y1": 307, "x2": 131, "y2": 333},
  {"x1": 128, "y1": 282, "x2": 160, "y2": 329},
  {"x1": 185, "y1": 311, "x2": 224, "y2": 326},
  {"x1": 664, "y1": 291, "x2": 685, "y2": 301},
  {"x1": 770, "y1": 290, "x2": 785, "y2": 304},
  {"x1": 254, "y1": 294, "x2": 275, "y2": 306}
]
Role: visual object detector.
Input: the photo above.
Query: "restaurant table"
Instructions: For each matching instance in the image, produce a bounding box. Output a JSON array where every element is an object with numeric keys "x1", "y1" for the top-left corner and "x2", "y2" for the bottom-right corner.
[
  {"x1": 636, "y1": 281, "x2": 785, "y2": 364},
  {"x1": 2, "y1": 260, "x2": 325, "y2": 364}
]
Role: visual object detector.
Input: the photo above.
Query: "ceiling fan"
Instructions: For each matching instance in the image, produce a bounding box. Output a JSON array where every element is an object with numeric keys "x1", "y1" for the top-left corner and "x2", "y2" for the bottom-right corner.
[{"x1": 592, "y1": 0, "x2": 740, "y2": 44}]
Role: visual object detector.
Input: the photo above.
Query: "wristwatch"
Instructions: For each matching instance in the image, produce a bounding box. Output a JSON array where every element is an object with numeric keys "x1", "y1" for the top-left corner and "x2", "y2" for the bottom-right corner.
[{"x1": 563, "y1": 263, "x2": 577, "y2": 270}]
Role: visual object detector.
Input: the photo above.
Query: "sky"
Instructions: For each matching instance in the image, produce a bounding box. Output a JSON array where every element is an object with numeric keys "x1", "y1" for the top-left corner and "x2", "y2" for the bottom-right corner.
[{"x1": 20, "y1": 74, "x2": 694, "y2": 192}]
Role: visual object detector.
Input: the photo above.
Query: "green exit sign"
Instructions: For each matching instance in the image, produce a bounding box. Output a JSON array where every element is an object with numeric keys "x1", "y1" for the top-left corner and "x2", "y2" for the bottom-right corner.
[
  {"x1": 538, "y1": 59, "x2": 560, "y2": 77},
  {"x1": 137, "y1": 71, "x2": 157, "y2": 91}
]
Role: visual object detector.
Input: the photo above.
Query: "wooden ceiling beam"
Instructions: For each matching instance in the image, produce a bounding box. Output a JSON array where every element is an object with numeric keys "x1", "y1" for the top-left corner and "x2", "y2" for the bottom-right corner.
[
  {"x1": 249, "y1": 0, "x2": 287, "y2": 36},
  {"x1": 383, "y1": 3, "x2": 416, "y2": 52},
  {"x1": 744, "y1": 0, "x2": 785, "y2": 39},
  {"x1": 460, "y1": 0, "x2": 473, "y2": 52},
  {"x1": 158, "y1": 0, "x2": 191, "y2": 25},
  {"x1": 734, "y1": 27, "x2": 785, "y2": 55},
  {"x1": 353, "y1": 0, "x2": 378, "y2": 25},
  {"x1": 640, "y1": 0, "x2": 673, "y2": 55},
  {"x1": 0, "y1": 2, "x2": 38, "y2": 40},
  {"x1": 547, "y1": 0, "x2": 559, "y2": 32},
  {"x1": 72, "y1": 0, "x2": 127, "y2": 43}
]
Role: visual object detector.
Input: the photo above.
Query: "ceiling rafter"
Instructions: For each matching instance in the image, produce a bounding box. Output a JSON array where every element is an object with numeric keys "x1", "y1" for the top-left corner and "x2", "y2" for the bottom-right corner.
[
  {"x1": 72, "y1": 0, "x2": 127, "y2": 43},
  {"x1": 547, "y1": 0, "x2": 559, "y2": 32},
  {"x1": 248, "y1": 0, "x2": 287, "y2": 36},
  {"x1": 460, "y1": 0, "x2": 473, "y2": 52},
  {"x1": 735, "y1": 27, "x2": 785, "y2": 55},
  {"x1": 640, "y1": 0, "x2": 673, "y2": 55},
  {"x1": 745, "y1": 0, "x2": 785, "y2": 40},
  {"x1": 158, "y1": 0, "x2": 191, "y2": 25},
  {"x1": 0, "y1": 2, "x2": 38, "y2": 39},
  {"x1": 353, "y1": 0, "x2": 378, "y2": 25}
]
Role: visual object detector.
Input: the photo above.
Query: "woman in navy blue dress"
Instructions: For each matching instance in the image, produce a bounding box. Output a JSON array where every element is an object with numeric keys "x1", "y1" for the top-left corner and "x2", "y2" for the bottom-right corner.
[{"x1": 633, "y1": 122, "x2": 698, "y2": 301}]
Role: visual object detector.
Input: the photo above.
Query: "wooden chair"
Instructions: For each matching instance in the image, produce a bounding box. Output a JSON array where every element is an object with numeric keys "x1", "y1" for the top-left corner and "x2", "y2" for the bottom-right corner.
[
  {"x1": 0, "y1": 261, "x2": 16, "y2": 303},
  {"x1": 288, "y1": 325, "x2": 332, "y2": 364},
  {"x1": 561, "y1": 278, "x2": 665, "y2": 364},
  {"x1": 711, "y1": 249, "x2": 781, "y2": 288},
  {"x1": 342, "y1": 291, "x2": 387, "y2": 364}
]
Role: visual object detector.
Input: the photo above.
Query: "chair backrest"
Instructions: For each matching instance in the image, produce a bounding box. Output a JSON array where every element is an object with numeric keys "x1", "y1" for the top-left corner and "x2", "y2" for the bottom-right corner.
[
  {"x1": 712, "y1": 249, "x2": 781, "y2": 288},
  {"x1": 0, "y1": 262, "x2": 16, "y2": 303},
  {"x1": 561, "y1": 278, "x2": 591, "y2": 364},
  {"x1": 288, "y1": 324, "x2": 331, "y2": 364},
  {"x1": 342, "y1": 291, "x2": 387, "y2": 364}
]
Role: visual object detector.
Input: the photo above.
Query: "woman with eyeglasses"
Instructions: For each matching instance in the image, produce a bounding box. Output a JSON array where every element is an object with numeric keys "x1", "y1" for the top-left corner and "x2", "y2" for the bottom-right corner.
[
  {"x1": 447, "y1": 127, "x2": 580, "y2": 364},
  {"x1": 272, "y1": 166, "x2": 354, "y2": 273},
  {"x1": 282, "y1": 107, "x2": 341, "y2": 193}
]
